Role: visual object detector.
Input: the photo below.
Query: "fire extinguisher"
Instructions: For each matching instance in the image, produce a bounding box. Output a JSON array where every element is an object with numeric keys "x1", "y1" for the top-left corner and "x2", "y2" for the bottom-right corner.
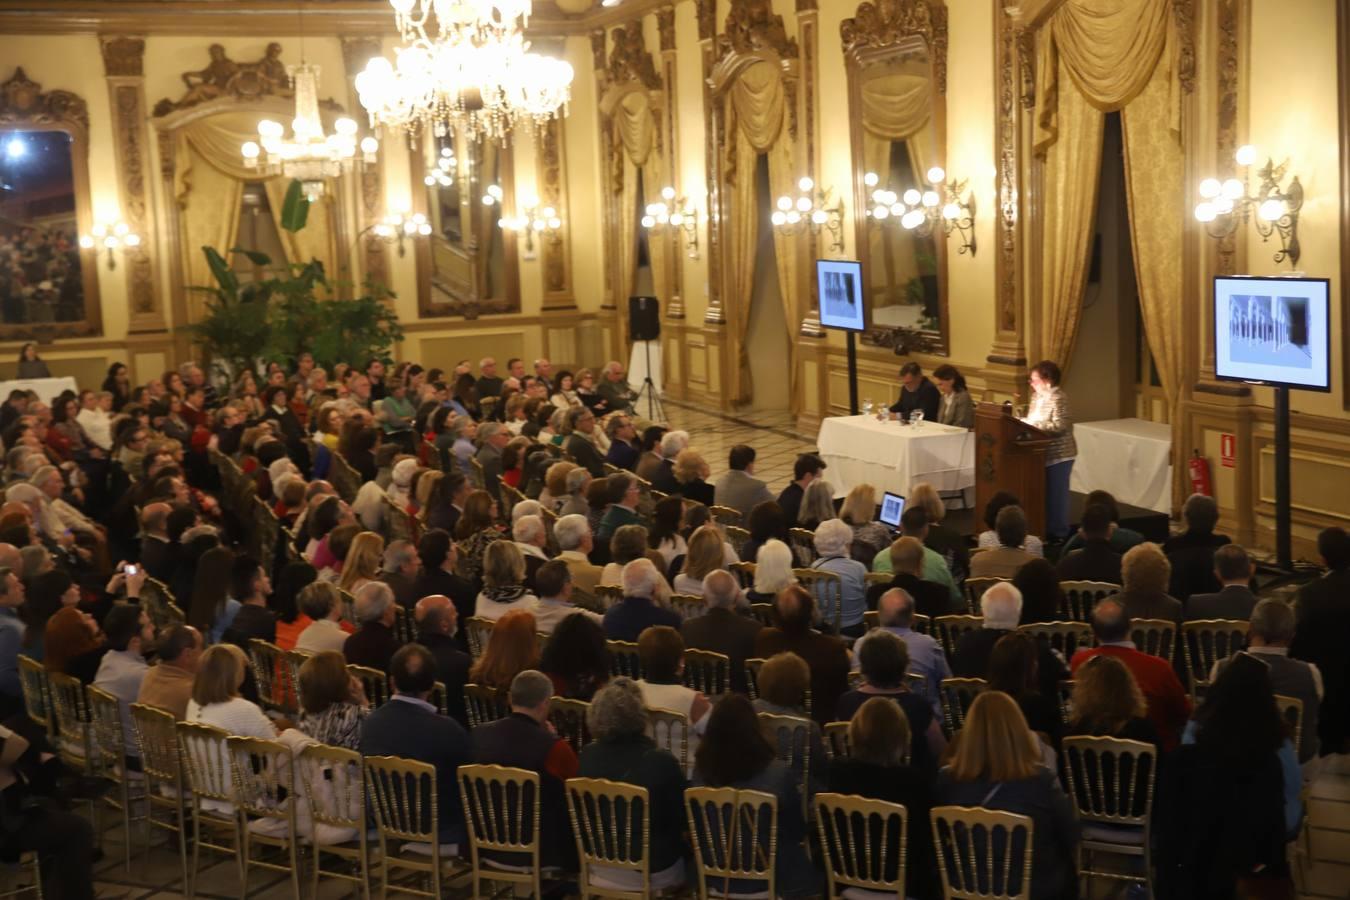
[{"x1": 1188, "y1": 449, "x2": 1212, "y2": 497}]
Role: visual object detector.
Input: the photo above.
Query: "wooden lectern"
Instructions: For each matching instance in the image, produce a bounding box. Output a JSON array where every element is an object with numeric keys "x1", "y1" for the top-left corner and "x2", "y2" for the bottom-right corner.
[{"x1": 974, "y1": 402, "x2": 1054, "y2": 538}]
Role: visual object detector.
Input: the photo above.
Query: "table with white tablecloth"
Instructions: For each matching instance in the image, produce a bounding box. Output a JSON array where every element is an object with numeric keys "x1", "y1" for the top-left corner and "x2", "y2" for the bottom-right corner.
[
  {"x1": 1069, "y1": 417, "x2": 1172, "y2": 513},
  {"x1": 816, "y1": 415, "x2": 975, "y2": 499},
  {"x1": 0, "y1": 376, "x2": 78, "y2": 407}
]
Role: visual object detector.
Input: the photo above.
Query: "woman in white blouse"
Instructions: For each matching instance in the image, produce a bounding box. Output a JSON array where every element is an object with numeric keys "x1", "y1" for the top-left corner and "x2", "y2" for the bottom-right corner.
[{"x1": 187, "y1": 644, "x2": 277, "y2": 739}]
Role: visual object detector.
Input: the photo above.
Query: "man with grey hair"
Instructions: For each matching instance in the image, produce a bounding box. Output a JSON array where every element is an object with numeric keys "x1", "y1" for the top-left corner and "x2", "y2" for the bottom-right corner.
[
  {"x1": 471, "y1": 669, "x2": 580, "y2": 869},
  {"x1": 414, "y1": 595, "x2": 470, "y2": 726},
  {"x1": 380, "y1": 539, "x2": 422, "y2": 609},
  {"x1": 682, "y1": 569, "x2": 761, "y2": 693},
  {"x1": 953, "y1": 582, "x2": 1068, "y2": 697},
  {"x1": 475, "y1": 357, "x2": 503, "y2": 398},
  {"x1": 565, "y1": 407, "x2": 606, "y2": 477},
  {"x1": 858, "y1": 587, "x2": 949, "y2": 715},
  {"x1": 530, "y1": 560, "x2": 602, "y2": 633},
  {"x1": 598, "y1": 360, "x2": 637, "y2": 413},
  {"x1": 343, "y1": 581, "x2": 399, "y2": 672},
  {"x1": 597, "y1": 473, "x2": 642, "y2": 545},
  {"x1": 512, "y1": 514, "x2": 552, "y2": 590},
  {"x1": 554, "y1": 513, "x2": 603, "y2": 596},
  {"x1": 475, "y1": 422, "x2": 510, "y2": 501},
  {"x1": 1186, "y1": 543, "x2": 1258, "y2": 621},
  {"x1": 604, "y1": 558, "x2": 681, "y2": 641},
  {"x1": 650, "y1": 430, "x2": 690, "y2": 494},
  {"x1": 559, "y1": 468, "x2": 592, "y2": 519},
  {"x1": 811, "y1": 519, "x2": 869, "y2": 636},
  {"x1": 1164, "y1": 492, "x2": 1232, "y2": 602}
]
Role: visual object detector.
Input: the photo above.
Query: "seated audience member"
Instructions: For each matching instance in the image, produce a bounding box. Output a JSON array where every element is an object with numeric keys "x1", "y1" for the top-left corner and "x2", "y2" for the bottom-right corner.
[
  {"x1": 379, "y1": 539, "x2": 422, "y2": 610},
  {"x1": 469, "y1": 608, "x2": 540, "y2": 692},
  {"x1": 338, "y1": 531, "x2": 384, "y2": 594},
  {"x1": 187, "y1": 644, "x2": 277, "y2": 739},
  {"x1": 474, "y1": 540, "x2": 538, "y2": 621},
  {"x1": 139, "y1": 502, "x2": 175, "y2": 582},
  {"x1": 511, "y1": 514, "x2": 551, "y2": 590},
  {"x1": 19, "y1": 569, "x2": 78, "y2": 663},
  {"x1": 416, "y1": 529, "x2": 476, "y2": 635},
  {"x1": 836, "y1": 630, "x2": 943, "y2": 771},
  {"x1": 295, "y1": 582, "x2": 351, "y2": 654},
  {"x1": 970, "y1": 505, "x2": 1036, "y2": 579},
  {"x1": 1011, "y1": 558, "x2": 1065, "y2": 624},
  {"x1": 872, "y1": 508, "x2": 961, "y2": 608},
  {"x1": 136, "y1": 625, "x2": 203, "y2": 719},
  {"x1": 343, "y1": 581, "x2": 400, "y2": 672},
  {"x1": 222, "y1": 555, "x2": 276, "y2": 648},
  {"x1": 1116, "y1": 542, "x2": 1183, "y2": 628},
  {"x1": 453, "y1": 489, "x2": 505, "y2": 585},
  {"x1": 1186, "y1": 543, "x2": 1258, "y2": 621},
  {"x1": 648, "y1": 495, "x2": 688, "y2": 567},
  {"x1": 633, "y1": 426, "x2": 666, "y2": 483},
  {"x1": 361, "y1": 644, "x2": 472, "y2": 843},
  {"x1": 413, "y1": 594, "x2": 470, "y2": 725},
  {"x1": 776, "y1": 453, "x2": 826, "y2": 528},
  {"x1": 649, "y1": 430, "x2": 688, "y2": 495},
  {"x1": 93, "y1": 604, "x2": 154, "y2": 760},
  {"x1": 530, "y1": 560, "x2": 602, "y2": 634},
  {"x1": 953, "y1": 583, "x2": 1067, "y2": 699},
  {"x1": 1055, "y1": 503, "x2": 1123, "y2": 584},
  {"x1": 186, "y1": 545, "x2": 239, "y2": 646},
  {"x1": 603, "y1": 415, "x2": 640, "y2": 471},
  {"x1": 976, "y1": 491, "x2": 1044, "y2": 557},
  {"x1": 839, "y1": 484, "x2": 891, "y2": 562},
  {"x1": 987, "y1": 631, "x2": 1063, "y2": 752},
  {"x1": 672, "y1": 448, "x2": 715, "y2": 507},
  {"x1": 1292, "y1": 527, "x2": 1350, "y2": 755},
  {"x1": 297, "y1": 651, "x2": 370, "y2": 750},
  {"x1": 682, "y1": 569, "x2": 761, "y2": 694},
  {"x1": 739, "y1": 501, "x2": 790, "y2": 566},
  {"x1": 604, "y1": 559, "x2": 681, "y2": 642},
  {"x1": 747, "y1": 539, "x2": 797, "y2": 605},
  {"x1": 1157, "y1": 653, "x2": 1301, "y2": 899},
  {"x1": 672, "y1": 525, "x2": 725, "y2": 597},
  {"x1": 637, "y1": 626, "x2": 711, "y2": 731},
  {"x1": 712, "y1": 444, "x2": 773, "y2": 521},
  {"x1": 1164, "y1": 493, "x2": 1232, "y2": 602},
  {"x1": 907, "y1": 482, "x2": 970, "y2": 583},
  {"x1": 753, "y1": 585, "x2": 849, "y2": 724},
  {"x1": 1060, "y1": 490, "x2": 1145, "y2": 555},
  {"x1": 809, "y1": 518, "x2": 868, "y2": 637},
  {"x1": 691, "y1": 695, "x2": 822, "y2": 898},
  {"x1": 596, "y1": 474, "x2": 642, "y2": 546},
  {"x1": 865, "y1": 536, "x2": 953, "y2": 618},
  {"x1": 578, "y1": 678, "x2": 688, "y2": 891},
  {"x1": 827, "y1": 697, "x2": 938, "y2": 900},
  {"x1": 472, "y1": 669, "x2": 579, "y2": 869},
  {"x1": 564, "y1": 407, "x2": 606, "y2": 477},
  {"x1": 935, "y1": 692, "x2": 1079, "y2": 900},
  {"x1": 272, "y1": 561, "x2": 319, "y2": 651},
  {"x1": 1070, "y1": 598, "x2": 1191, "y2": 751},
  {"x1": 752, "y1": 651, "x2": 827, "y2": 793},
  {"x1": 596, "y1": 362, "x2": 638, "y2": 414},
  {"x1": 796, "y1": 478, "x2": 836, "y2": 531},
  {"x1": 541, "y1": 611, "x2": 610, "y2": 701},
  {"x1": 538, "y1": 461, "x2": 576, "y2": 513},
  {"x1": 599, "y1": 524, "x2": 656, "y2": 586},
  {"x1": 1067, "y1": 654, "x2": 1159, "y2": 748},
  {"x1": 867, "y1": 588, "x2": 949, "y2": 716},
  {"x1": 553, "y1": 513, "x2": 604, "y2": 598},
  {"x1": 43, "y1": 607, "x2": 107, "y2": 684}
]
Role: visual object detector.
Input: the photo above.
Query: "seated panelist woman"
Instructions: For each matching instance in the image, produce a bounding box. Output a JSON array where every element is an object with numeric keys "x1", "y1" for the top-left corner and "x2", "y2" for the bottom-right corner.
[
  {"x1": 888, "y1": 362, "x2": 940, "y2": 422},
  {"x1": 933, "y1": 364, "x2": 974, "y2": 429}
]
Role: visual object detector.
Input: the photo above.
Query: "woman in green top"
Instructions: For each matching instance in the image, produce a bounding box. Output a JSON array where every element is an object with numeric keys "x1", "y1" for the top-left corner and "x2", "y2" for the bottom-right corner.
[{"x1": 377, "y1": 377, "x2": 417, "y2": 452}]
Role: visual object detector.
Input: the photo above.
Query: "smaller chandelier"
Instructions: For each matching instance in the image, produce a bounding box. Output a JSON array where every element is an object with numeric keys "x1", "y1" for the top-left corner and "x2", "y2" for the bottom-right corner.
[
  {"x1": 367, "y1": 210, "x2": 432, "y2": 257},
  {"x1": 866, "y1": 167, "x2": 977, "y2": 256},
  {"x1": 241, "y1": 63, "x2": 378, "y2": 201},
  {"x1": 493, "y1": 191, "x2": 561, "y2": 256},
  {"x1": 1194, "y1": 144, "x2": 1302, "y2": 267},
  {"x1": 771, "y1": 177, "x2": 845, "y2": 255},
  {"x1": 424, "y1": 145, "x2": 457, "y2": 187},
  {"x1": 641, "y1": 186, "x2": 700, "y2": 259},
  {"x1": 79, "y1": 221, "x2": 140, "y2": 271}
]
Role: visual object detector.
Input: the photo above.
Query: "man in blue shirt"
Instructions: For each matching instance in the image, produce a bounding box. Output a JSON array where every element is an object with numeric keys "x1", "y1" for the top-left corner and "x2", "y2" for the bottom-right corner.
[
  {"x1": 854, "y1": 587, "x2": 950, "y2": 716},
  {"x1": 0, "y1": 566, "x2": 28, "y2": 718}
]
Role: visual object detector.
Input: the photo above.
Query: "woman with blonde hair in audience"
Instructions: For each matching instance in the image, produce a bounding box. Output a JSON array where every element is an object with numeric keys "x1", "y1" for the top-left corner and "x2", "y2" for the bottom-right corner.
[
  {"x1": 840, "y1": 483, "x2": 891, "y2": 561},
  {"x1": 935, "y1": 691, "x2": 1078, "y2": 900},
  {"x1": 188, "y1": 644, "x2": 277, "y2": 740},
  {"x1": 748, "y1": 538, "x2": 796, "y2": 604},
  {"x1": 474, "y1": 540, "x2": 538, "y2": 620},
  {"x1": 539, "y1": 460, "x2": 577, "y2": 512},
  {"x1": 1066, "y1": 654, "x2": 1158, "y2": 747},
  {"x1": 468, "y1": 608, "x2": 541, "y2": 690},
  {"x1": 907, "y1": 481, "x2": 970, "y2": 582},
  {"x1": 672, "y1": 448, "x2": 715, "y2": 506},
  {"x1": 453, "y1": 489, "x2": 505, "y2": 583},
  {"x1": 338, "y1": 531, "x2": 385, "y2": 593},
  {"x1": 672, "y1": 525, "x2": 725, "y2": 596},
  {"x1": 297, "y1": 650, "x2": 370, "y2": 750},
  {"x1": 1117, "y1": 541, "x2": 1181, "y2": 626},
  {"x1": 797, "y1": 478, "x2": 836, "y2": 530}
]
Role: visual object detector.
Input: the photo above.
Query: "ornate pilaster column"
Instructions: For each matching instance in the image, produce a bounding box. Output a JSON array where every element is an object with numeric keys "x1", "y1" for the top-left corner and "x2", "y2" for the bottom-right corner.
[
  {"x1": 592, "y1": 29, "x2": 618, "y2": 312},
  {"x1": 538, "y1": 114, "x2": 576, "y2": 309},
  {"x1": 657, "y1": 5, "x2": 686, "y2": 320},
  {"x1": 696, "y1": 0, "x2": 725, "y2": 324},
  {"x1": 340, "y1": 35, "x2": 388, "y2": 289},
  {"x1": 795, "y1": 0, "x2": 825, "y2": 338},
  {"x1": 986, "y1": 3, "x2": 1028, "y2": 386}
]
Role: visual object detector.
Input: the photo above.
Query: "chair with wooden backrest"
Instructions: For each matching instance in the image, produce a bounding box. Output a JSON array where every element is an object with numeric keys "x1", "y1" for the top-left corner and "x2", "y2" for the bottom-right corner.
[
  {"x1": 728, "y1": 561, "x2": 757, "y2": 589},
  {"x1": 176, "y1": 721, "x2": 243, "y2": 896},
  {"x1": 459, "y1": 763, "x2": 547, "y2": 900},
  {"x1": 669, "y1": 593, "x2": 707, "y2": 621},
  {"x1": 721, "y1": 524, "x2": 749, "y2": 554},
  {"x1": 1276, "y1": 694, "x2": 1304, "y2": 759},
  {"x1": 46, "y1": 672, "x2": 101, "y2": 844},
  {"x1": 683, "y1": 649, "x2": 730, "y2": 699},
  {"x1": 930, "y1": 805, "x2": 1035, "y2": 900},
  {"x1": 912, "y1": 613, "x2": 931, "y2": 635},
  {"x1": 501, "y1": 481, "x2": 529, "y2": 511},
  {"x1": 758, "y1": 712, "x2": 813, "y2": 820},
  {"x1": 1180, "y1": 619, "x2": 1250, "y2": 695},
  {"x1": 815, "y1": 793, "x2": 908, "y2": 900},
  {"x1": 465, "y1": 616, "x2": 495, "y2": 659},
  {"x1": 393, "y1": 604, "x2": 416, "y2": 646},
  {"x1": 648, "y1": 707, "x2": 693, "y2": 778},
  {"x1": 749, "y1": 603, "x2": 776, "y2": 627},
  {"x1": 933, "y1": 615, "x2": 984, "y2": 661},
  {"x1": 964, "y1": 577, "x2": 1008, "y2": 610},
  {"x1": 427, "y1": 680, "x2": 451, "y2": 717},
  {"x1": 1061, "y1": 736, "x2": 1156, "y2": 896},
  {"x1": 328, "y1": 450, "x2": 361, "y2": 504},
  {"x1": 464, "y1": 683, "x2": 511, "y2": 729},
  {"x1": 297, "y1": 743, "x2": 373, "y2": 900},
  {"x1": 423, "y1": 440, "x2": 443, "y2": 471},
  {"x1": 1017, "y1": 621, "x2": 1094, "y2": 661},
  {"x1": 16, "y1": 655, "x2": 51, "y2": 738},
  {"x1": 796, "y1": 569, "x2": 844, "y2": 633},
  {"x1": 365, "y1": 754, "x2": 468, "y2": 899},
  {"x1": 608, "y1": 640, "x2": 644, "y2": 680},
  {"x1": 566, "y1": 777, "x2": 684, "y2": 899},
  {"x1": 247, "y1": 639, "x2": 290, "y2": 715},
  {"x1": 338, "y1": 589, "x2": 357, "y2": 625},
  {"x1": 227, "y1": 736, "x2": 302, "y2": 900},
  {"x1": 250, "y1": 495, "x2": 281, "y2": 576},
  {"x1": 1129, "y1": 618, "x2": 1176, "y2": 661},
  {"x1": 347, "y1": 663, "x2": 391, "y2": 708},
  {"x1": 788, "y1": 528, "x2": 817, "y2": 567},
  {"x1": 1059, "y1": 581, "x2": 1121, "y2": 622},
  {"x1": 823, "y1": 722, "x2": 852, "y2": 761},
  {"x1": 129, "y1": 704, "x2": 190, "y2": 892},
  {"x1": 549, "y1": 697, "x2": 592, "y2": 754},
  {"x1": 863, "y1": 610, "x2": 879, "y2": 631},
  {"x1": 684, "y1": 787, "x2": 778, "y2": 900},
  {"x1": 709, "y1": 506, "x2": 743, "y2": 527},
  {"x1": 743, "y1": 658, "x2": 765, "y2": 699},
  {"x1": 384, "y1": 495, "x2": 416, "y2": 544},
  {"x1": 594, "y1": 584, "x2": 625, "y2": 612},
  {"x1": 469, "y1": 455, "x2": 487, "y2": 490},
  {"x1": 138, "y1": 576, "x2": 181, "y2": 634},
  {"x1": 864, "y1": 572, "x2": 893, "y2": 589},
  {"x1": 1057, "y1": 680, "x2": 1076, "y2": 726},
  {"x1": 939, "y1": 678, "x2": 989, "y2": 737},
  {"x1": 85, "y1": 685, "x2": 147, "y2": 872}
]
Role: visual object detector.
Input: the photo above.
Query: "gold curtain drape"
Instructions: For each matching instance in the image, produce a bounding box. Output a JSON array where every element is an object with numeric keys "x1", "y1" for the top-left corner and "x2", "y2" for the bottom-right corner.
[
  {"x1": 610, "y1": 91, "x2": 659, "y2": 309},
  {"x1": 177, "y1": 142, "x2": 243, "y2": 323}
]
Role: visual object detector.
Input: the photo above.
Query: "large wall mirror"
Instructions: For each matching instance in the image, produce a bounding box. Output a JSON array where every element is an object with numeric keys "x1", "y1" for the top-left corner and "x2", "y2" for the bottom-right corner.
[
  {"x1": 842, "y1": 0, "x2": 948, "y2": 353},
  {"x1": 415, "y1": 130, "x2": 519, "y2": 317},
  {"x1": 0, "y1": 69, "x2": 100, "y2": 339}
]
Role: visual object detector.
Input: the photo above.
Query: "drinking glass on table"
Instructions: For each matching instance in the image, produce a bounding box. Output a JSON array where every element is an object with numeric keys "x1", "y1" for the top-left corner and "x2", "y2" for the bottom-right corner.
[
  {"x1": 862, "y1": 398, "x2": 873, "y2": 417},
  {"x1": 910, "y1": 410, "x2": 925, "y2": 425}
]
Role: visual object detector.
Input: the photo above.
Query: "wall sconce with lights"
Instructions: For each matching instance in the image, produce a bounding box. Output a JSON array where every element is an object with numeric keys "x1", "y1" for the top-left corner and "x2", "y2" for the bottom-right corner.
[
  {"x1": 1194, "y1": 144, "x2": 1303, "y2": 266},
  {"x1": 365, "y1": 210, "x2": 432, "y2": 257},
  {"x1": 865, "y1": 166, "x2": 976, "y2": 256},
  {"x1": 79, "y1": 221, "x2": 140, "y2": 270},
  {"x1": 485, "y1": 186, "x2": 562, "y2": 257},
  {"x1": 640, "y1": 186, "x2": 700, "y2": 259},
  {"x1": 772, "y1": 177, "x2": 845, "y2": 256},
  {"x1": 424, "y1": 145, "x2": 456, "y2": 188}
]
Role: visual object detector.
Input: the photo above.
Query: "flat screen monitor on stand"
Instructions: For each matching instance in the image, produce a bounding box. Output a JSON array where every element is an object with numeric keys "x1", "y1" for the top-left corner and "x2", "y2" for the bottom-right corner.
[
  {"x1": 1213, "y1": 275, "x2": 1331, "y2": 571},
  {"x1": 817, "y1": 259, "x2": 866, "y2": 415}
]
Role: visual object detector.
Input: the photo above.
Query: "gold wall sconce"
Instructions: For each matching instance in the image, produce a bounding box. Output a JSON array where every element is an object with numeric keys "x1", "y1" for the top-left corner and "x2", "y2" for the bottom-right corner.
[
  {"x1": 488, "y1": 186, "x2": 561, "y2": 258},
  {"x1": 366, "y1": 210, "x2": 432, "y2": 257},
  {"x1": 865, "y1": 166, "x2": 976, "y2": 256},
  {"x1": 640, "y1": 186, "x2": 700, "y2": 259},
  {"x1": 1194, "y1": 145, "x2": 1302, "y2": 266},
  {"x1": 79, "y1": 221, "x2": 140, "y2": 270},
  {"x1": 772, "y1": 177, "x2": 845, "y2": 256}
]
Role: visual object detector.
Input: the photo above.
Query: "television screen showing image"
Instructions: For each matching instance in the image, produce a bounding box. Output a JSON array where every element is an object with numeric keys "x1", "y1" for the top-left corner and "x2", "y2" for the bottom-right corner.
[
  {"x1": 879, "y1": 492, "x2": 905, "y2": 528},
  {"x1": 817, "y1": 259, "x2": 866, "y2": 332},
  {"x1": 1214, "y1": 276, "x2": 1330, "y2": 392}
]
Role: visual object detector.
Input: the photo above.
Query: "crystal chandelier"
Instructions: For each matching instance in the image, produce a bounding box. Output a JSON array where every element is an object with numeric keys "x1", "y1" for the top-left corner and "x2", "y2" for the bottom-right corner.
[
  {"x1": 241, "y1": 63, "x2": 378, "y2": 201},
  {"x1": 355, "y1": 0, "x2": 574, "y2": 143}
]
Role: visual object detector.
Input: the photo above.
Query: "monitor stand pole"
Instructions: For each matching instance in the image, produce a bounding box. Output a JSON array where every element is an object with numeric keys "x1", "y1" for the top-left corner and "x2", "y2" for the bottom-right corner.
[
  {"x1": 1274, "y1": 385, "x2": 1292, "y2": 572},
  {"x1": 846, "y1": 330, "x2": 859, "y2": 416}
]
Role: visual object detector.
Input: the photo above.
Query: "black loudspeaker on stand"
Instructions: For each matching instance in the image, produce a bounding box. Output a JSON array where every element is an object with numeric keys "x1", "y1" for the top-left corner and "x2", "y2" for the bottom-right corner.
[{"x1": 628, "y1": 296, "x2": 665, "y2": 422}]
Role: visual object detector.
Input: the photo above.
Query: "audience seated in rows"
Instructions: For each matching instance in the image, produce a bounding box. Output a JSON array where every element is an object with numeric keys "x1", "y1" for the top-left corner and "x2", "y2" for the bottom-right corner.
[
  {"x1": 952, "y1": 582, "x2": 1068, "y2": 700},
  {"x1": 681, "y1": 569, "x2": 761, "y2": 694},
  {"x1": 753, "y1": 585, "x2": 848, "y2": 724}
]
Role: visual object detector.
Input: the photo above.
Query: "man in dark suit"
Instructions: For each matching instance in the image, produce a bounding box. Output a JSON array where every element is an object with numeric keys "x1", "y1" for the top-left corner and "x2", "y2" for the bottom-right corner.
[
  {"x1": 888, "y1": 362, "x2": 940, "y2": 422},
  {"x1": 603, "y1": 558, "x2": 681, "y2": 641},
  {"x1": 711, "y1": 445, "x2": 774, "y2": 521},
  {"x1": 1186, "y1": 544, "x2": 1258, "y2": 621},
  {"x1": 379, "y1": 539, "x2": 422, "y2": 609},
  {"x1": 475, "y1": 423, "x2": 509, "y2": 502},
  {"x1": 865, "y1": 536, "x2": 954, "y2": 617},
  {"x1": 512, "y1": 514, "x2": 552, "y2": 590},
  {"x1": 416, "y1": 529, "x2": 477, "y2": 648},
  {"x1": 563, "y1": 408, "x2": 606, "y2": 477},
  {"x1": 138, "y1": 502, "x2": 175, "y2": 582},
  {"x1": 471, "y1": 670, "x2": 579, "y2": 869},
  {"x1": 681, "y1": 570, "x2": 762, "y2": 693},
  {"x1": 474, "y1": 357, "x2": 504, "y2": 399},
  {"x1": 260, "y1": 384, "x2": 309, "y2": 471},
  {"x1": 1056, "y1": 504, "x2": 1123, "y2": 585},
  {"x1": 649, "y1": 431, "x2": 687, "y2": 495},
  {"x1": 1291, "y1": 527, "x2": 1350, "y2": 754},
  {"x1": 596, "y1": 474, "x2": 642, "y2": 546},
  {"x1": 953, "y1": 582, "x2": 1067, "y2": 699},
  {"x1": 775, "y1": 453, "x2": 826, "y2": 527},
  {"x1": 753, "y1": 585, "x2": 849, "y2": 724},
  {"x1": 343, "y1": 582, "x2": 401, "y2": 672},
  {"x1": 414, "y1": 594, "x2": 471, "y2": 727},
  {"x1": 603, "y1": 415, "x2": 639, "y2": 471},
  {"x1": 1164, "y1": 494, "x2": 1232, "y2": 602},
  {"x1": 360, "y1": 644, "x2": 472, "y2": 843}
]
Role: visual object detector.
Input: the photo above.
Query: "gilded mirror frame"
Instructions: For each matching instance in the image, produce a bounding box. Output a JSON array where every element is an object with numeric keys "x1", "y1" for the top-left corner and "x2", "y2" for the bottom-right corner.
[
  {"x1": 0, "y1": 68, "x2": 102, "y2": 340},
  {"x1": 842, "y1": 0, "x2": 949, "y2": 355}
]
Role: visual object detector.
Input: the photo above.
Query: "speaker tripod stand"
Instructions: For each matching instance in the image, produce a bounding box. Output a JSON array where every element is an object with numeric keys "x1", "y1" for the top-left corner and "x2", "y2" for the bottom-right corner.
[{"x1": 632, "y1": 339, "x2": 665, "y2": 423}]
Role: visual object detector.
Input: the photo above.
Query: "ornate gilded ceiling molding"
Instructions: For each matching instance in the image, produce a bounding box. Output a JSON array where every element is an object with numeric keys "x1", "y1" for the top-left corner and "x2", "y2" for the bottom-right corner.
[
  {"x1": 100, "y1": 36, "x2": 145, "y2": 77},
  {"x1": 723, "y1": 0, "x2": 798, "y2": 59},
  {"x1": 152, "y1": 43, "x2": 296, "y2": 117},
  {"x1": 0, "y1": 68, "x2": 89, "y2": 133},
  {"x1": 607, "y1": 20, "x2": 662, "y2": 90},
  {"x1": 840, "y1": 0, "x2": 947, "y2": 93}
]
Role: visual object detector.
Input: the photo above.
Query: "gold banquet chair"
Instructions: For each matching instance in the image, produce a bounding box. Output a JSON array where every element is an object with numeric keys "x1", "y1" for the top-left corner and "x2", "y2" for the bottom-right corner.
[
  {"x1": 939, "y1": 677, "x2": 989, "y2": 737},
  {"x1": 549, "y1": 697, "x2": 593, "y2": 754},
  {"x1": 566, "y1": 777, "x2": 686, "y2": 899},
  {"x1": 0, "y1": 852, "x2": 41, "y2": 900},
  {"x1": 176, "y1": 721, "x2": 243, "y2": 897},
  {"x1": 365, "y1": 754, "x2": 468, "y2": 898},
  {"x1": 297, "y1": 743, "x2": 376, "y2": 899},
  {"x1": 931, "y1": 805, "x2": 1036, "y2": 900},
  {"x1": 16, "y1": 655, "x2": 51, "y2": 737},
  {"x1": 682, "y1": 649, "x2": 731, "y2": 699},
  {"x1": 758, "y1": 712, "x2": 813, "y2": 820},
  {"x1": 648, "y1": 707, "x2": 693, "y2": 778},
  {"x1": 964, "y1": 576, "x2": 1008, "y2": 610},
  {"x1": 823, "y1": 722, "x2": 852, "y2": 761},
  {"x1": 464, "y1": 616, "x2": 495, "y2": 660},
  {"x1": 1181, "y1": 619, "x2": 1250, "y2": 697},
  {"x1": 85, "y1": 684, "x2": 148, "y2": 872},
  {"x1": 347, "y1": 663, "x2": 391, "y2": 708},
  {"x1": 1061, "y1": 736, "x2": 1157, "y2": 897},
  {"x1": 684, "y1": 786, "x2": 779, "y2": 900},
  {"x1": 796, "y1": 568, "x2": 844, "y2": 633},
  {"x1": 933, "y1": 615, "x2": 984, "y2": 661},
  {"x1": 46, "y1": 672, "x2": 101, "y2": 841},
  {"x1": 464, "y1": 683, "x2": 511, "y2": 729},
  {"x1": 227, "y1": 735, "x2": 303, "y2": 900},
  {"x1": 1059, "y1": 581, "x2": 1121, "y2": 622},
  {"x1": 129, "y1": 703, "x2": 190, "y2": 892},
  {"x1": 815, "y1": 792, "x2": 909, "y2": 900},
  {"x1": 670, "y1": 593, "x2": 707, "y2": 621},
  {"x1": 1017, "y1": 621, "x2": 1094, "y2": 660},
  {"x1": 1129, "y1": 618, "x2": 1176, "y2": 661},
  {"x1": 608, "y1": 640, "x2": 644, "y2": 680},
  {"x1": 459, "y1": 763, "x2": 552, "y2": 899}
]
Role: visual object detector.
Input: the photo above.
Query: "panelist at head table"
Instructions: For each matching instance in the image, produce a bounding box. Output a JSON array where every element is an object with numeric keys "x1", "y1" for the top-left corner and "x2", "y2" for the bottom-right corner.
[{"x1": 887, "y1": 362, "x2": 941, "y2": 423}]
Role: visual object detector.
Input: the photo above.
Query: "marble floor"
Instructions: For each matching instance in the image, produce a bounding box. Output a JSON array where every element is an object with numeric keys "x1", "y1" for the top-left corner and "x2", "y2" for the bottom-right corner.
[{"x1": 658, "y1": 400, "x2": 820, "y2": 492}]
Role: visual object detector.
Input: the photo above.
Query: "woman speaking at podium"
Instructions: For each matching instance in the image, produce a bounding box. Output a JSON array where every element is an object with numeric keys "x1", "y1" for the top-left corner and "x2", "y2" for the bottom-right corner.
[{"x1": 1022, "y1": 360, "x2": 1076, "y2": 543}]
